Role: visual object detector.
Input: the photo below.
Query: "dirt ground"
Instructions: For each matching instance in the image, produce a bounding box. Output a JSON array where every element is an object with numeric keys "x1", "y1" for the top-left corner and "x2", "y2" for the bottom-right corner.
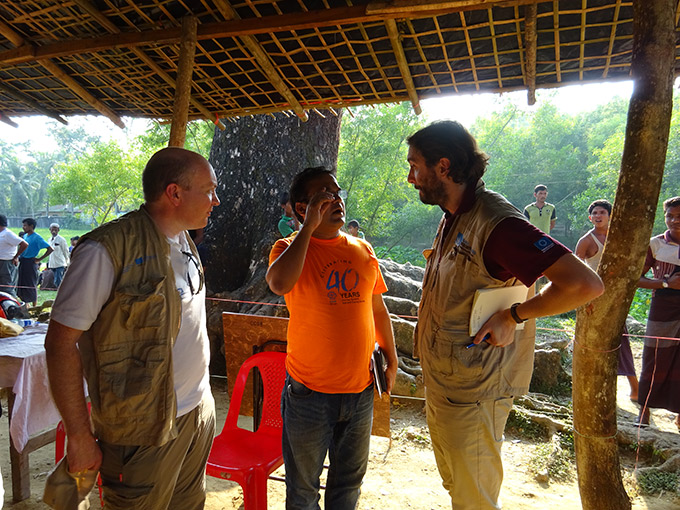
[{"x1": 2, "y1": 370, "x2": 679, "y2": 510}]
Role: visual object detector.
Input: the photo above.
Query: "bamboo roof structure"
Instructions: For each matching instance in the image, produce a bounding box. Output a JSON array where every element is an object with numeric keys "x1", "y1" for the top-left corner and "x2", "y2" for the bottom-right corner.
[{"x1": 0, "y1": 1, "x2": 674, "y2": 128}]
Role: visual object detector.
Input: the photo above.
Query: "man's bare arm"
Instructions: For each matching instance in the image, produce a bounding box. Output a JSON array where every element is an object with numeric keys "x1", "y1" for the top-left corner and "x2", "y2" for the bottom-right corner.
[
  {"x1": 266, "y1": 225, "x2": 315, "y2": 295},
  {"x1": 474, "y1": 253, "x2": 604, "y2": 347},
  {"x1": 372, "y1": 293, "x2": 398, "y2": 394},
  {"x1": 13, "y1": 240, "x2": 28, "y2": 265},
  {"x1": 574, "y1": 233, "x2": 596, "y2": 261},
  {"x1": 266, "y1": 190, "x2": 334, "y2": 295},
  {"x1": 45, "y1": 319, "x2": 102, "y2": 473},
  {"x1": 37, "y1": 246, "x2": 54, "y2": 262}
]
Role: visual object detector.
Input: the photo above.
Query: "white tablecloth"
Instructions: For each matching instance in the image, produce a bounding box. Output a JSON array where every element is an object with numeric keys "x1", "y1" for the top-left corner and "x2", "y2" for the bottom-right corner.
[{"x1": 0, "y1": 323, "x2": 62, "y2": 453}]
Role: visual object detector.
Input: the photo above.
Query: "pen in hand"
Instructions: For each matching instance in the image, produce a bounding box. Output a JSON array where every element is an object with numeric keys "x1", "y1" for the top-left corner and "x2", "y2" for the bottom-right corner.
[{"x1": 466, "y1": 333, "x2": 491, "y2": 349}]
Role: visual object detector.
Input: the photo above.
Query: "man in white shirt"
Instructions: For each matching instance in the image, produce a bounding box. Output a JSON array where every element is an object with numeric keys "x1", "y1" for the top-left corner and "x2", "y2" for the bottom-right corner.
[
  {"x1": 45, "y1": 147, "x2": 220, "y2": 510},
  {"x1": 0, "y1": 214, "x2": 27, "y2": 297},
  {"x1": 47, "y1": 223, "x2": 70, "y2": 288}
]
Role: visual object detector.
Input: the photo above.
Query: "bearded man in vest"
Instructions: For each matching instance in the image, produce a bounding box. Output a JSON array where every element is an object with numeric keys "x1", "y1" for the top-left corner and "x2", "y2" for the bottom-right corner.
[
  {"x1": 406, "y1": 121, "x2": 603, "y2": 510},
  {"x1": 45, "y1": 147, "x2": 220, "y2": 509}
]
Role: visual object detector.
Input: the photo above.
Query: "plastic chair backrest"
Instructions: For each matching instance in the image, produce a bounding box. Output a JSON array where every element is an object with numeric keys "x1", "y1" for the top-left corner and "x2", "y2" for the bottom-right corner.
[{"x1": 224, "y1": 351, "x2": 286, "y2": 434}]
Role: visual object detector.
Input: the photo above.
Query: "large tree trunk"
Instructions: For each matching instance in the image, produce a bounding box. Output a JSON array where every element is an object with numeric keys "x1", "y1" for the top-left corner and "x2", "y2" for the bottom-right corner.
[
  {"x1": 572, "y1": 1, "x2": 675, "y2": 509},
  {"x1": 206, "y1": 112, "x2": 342, "y2": 292}
]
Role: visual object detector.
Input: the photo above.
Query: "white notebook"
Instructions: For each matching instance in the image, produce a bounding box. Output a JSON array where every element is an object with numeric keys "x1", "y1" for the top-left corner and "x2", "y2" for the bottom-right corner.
[{"x1": 469, "y1": 286, "x2": 530, "y2": 336}]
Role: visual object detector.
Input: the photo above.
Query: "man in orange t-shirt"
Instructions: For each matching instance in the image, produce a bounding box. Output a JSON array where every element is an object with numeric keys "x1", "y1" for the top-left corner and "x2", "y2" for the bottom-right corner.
[{"x1": 267, "y1": 166, "x2": 398, "y2": 510}]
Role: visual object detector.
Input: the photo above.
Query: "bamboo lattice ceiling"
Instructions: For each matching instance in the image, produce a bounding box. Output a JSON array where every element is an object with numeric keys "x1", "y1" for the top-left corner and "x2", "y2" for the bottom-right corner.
[{"x1": 0, "y1": 0, "x2": 676, "y2": 128}]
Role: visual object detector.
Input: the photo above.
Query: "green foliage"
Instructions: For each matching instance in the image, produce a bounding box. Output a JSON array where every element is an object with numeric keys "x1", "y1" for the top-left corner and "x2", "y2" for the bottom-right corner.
[
  {"x1": 629, "y1": 288, "x2": 652, "y2": 323},
  {"x1": 536, "y1": 315, "x2": 575, "y2": 342},
  {"x1": 373, "y1": 245, "x2": 426, "y2": 267},
  {"x1": 338, "y1": 103, "x2": 433, "y2": 246},
  {"x1": 636, "y1": 470, "x2": 679, "y2": 495},
  {"x1": 8, "y1": 87, "x2": 680, "y2": 272},
  {"x1": 0, "y1": 141, "x2": 57, "y2": 216},
  {"x1": 133, "y1": 120, "x2": 215, "y2": 159},
  {"x1": 49, "y1": 140, "x2": 145, "y2": 226}
]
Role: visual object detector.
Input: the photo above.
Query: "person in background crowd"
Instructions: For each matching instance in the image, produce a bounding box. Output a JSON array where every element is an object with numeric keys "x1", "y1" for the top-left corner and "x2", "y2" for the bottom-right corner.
[
  {"x1": 347, "y1": 219, "x2": 365, "y2": 239},
  {"x1": 17, "y1": 218, "x2": 52, "y2": 306},
  {"x1": 45, "y1": 147, "x2": 219, "y2": 509},
  {"x1": 267, "y1": 166, "x2": 398, "y2": 510},
  {"x1": 523, "y1": 184, "x2": 556, "y2": 234},
  {"x1": 48, "y1": 222, "x2": 70, "y2": 288},
  {"x1": 0, "y1": 214, "x2": 27, "y2": 297},
  {"x1": 575, "y1": 199, "x2": 639, "y2": 401},
  {"x1": 278, "y1": 191, "x2": 299, "y2": 237},
  {"x1": 69, "y1": 236, "x2": 80, "y2": 253},
  {"x1": 636, "y1": 196, "x2": 680, "y2": 430},
  {"x1": 406, "y1": 121, "x2": 603, "y2": 510}
]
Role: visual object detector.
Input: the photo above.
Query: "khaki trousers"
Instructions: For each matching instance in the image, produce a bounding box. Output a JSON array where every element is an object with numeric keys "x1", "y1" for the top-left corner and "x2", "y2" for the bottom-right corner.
[
  {"x1": 426, "y1": 390, "x2": 513, "y2": 510},
  {"x1": 99, "y1": 395, "x2": 216, "y2": 510}
]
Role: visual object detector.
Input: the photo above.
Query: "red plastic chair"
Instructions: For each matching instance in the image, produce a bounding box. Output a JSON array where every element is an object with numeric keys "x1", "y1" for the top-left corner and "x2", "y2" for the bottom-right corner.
[
  {"x1": 55, "y1": 406, "x2": 104, "y2": 507},
  {"x1": 206, "y1": 351, "x2": 287, "y2": 510}
]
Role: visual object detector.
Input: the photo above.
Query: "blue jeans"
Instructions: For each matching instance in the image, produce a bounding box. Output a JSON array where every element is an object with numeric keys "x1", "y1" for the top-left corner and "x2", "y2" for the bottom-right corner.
[
  {"x1": 281, "y1": 374, "x2": 374, "y2": 510},
  {"x1": 52, "y1": 266, "x2": 65, "y2": 287}
]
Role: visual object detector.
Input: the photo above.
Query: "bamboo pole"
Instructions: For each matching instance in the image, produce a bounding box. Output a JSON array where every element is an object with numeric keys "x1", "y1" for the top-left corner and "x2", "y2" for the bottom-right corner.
[
  {"x1": 524, "y1": 3, "x2": 537, "y2": 105},
  {"x1": 0, "y1": 112, "x2": 18, "y2": 128},
  {"x1": 572, "y1": 1, "x2": 676, "y2": 509},
  {"x1": 71, "y1": 0, "x2": 225, "y2": 130},
  {"x1": 39, "y1": 59, "x2": 125, "y2": 128},
  {"x1": 386, "y1": 19, "x2": 422, "y2": 115},
  {"x1": 0, "y1": 82, "x2": 68, "y2": 125},
  {"x1": 169, "y1": 16, "x2": 197, "y2": 148}
]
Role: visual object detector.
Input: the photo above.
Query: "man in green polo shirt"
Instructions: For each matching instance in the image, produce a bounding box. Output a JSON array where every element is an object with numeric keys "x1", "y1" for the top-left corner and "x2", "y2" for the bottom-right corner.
[{"x1": 523, "y1": 184, "x2": 556, "y2": 233}]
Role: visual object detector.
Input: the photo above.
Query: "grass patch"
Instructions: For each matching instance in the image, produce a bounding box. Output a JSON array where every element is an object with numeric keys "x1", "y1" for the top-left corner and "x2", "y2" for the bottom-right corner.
[
  {"x1": 536, "y1": 314, "x2": 575, "y2": 342},
  {"x1": 637, "y1": 470, "x2": 679, "y2": 495},
  {"x1": 528, "y1": 432, "x2": 576, "y2": 482},
  {"x1": 505, "y1": 408, "x2": 549, "y2": 441},
  {"x1": 395, "y1": 425, "x2": 431, "y2": 447}
]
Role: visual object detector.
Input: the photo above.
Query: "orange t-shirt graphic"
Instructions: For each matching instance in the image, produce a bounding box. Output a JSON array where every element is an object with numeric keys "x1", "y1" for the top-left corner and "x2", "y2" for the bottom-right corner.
[{"x1": 269, "y1": 232, "x2": 388, "y2": 393}]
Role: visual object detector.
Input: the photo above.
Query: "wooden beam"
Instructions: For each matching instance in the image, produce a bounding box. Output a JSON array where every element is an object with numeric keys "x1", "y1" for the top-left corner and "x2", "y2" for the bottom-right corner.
[
  {"x1": 524, "y1": 3, "x2": 537, "y2": 105},
  {"x1": 0, "y1": 112, "x2": 18, "y2": 128},
  {"x1": 131, "y1": 49, "x2": 226, "y2": 130},
  {"x1": 0, "y1": 2, "x2": 541, "y2": 66},
  {"x1": 71, "y1": 0, "x2": 225, "y2": 130},
  {"x1": 169, "y1": 16, "x2": 198, "y2": 148},
  {"x1": 39, "y1": 59, "x2": 125, "y2": 128},
  {"x1": 366, "y1": 0, "x2": 538, "y2": 14},
  {"x1": 385, "y1": 20, "x2": 422, "y2": 115},
  {"x1": 213, "y1": 0, "x2": 308, "y2": 121},
  {"x1": 0, "y1": 11, "x2": 124, "y2": 128},
  {"x1": 0, "y1": 82, "x2": 68, "y2": 124},
  {"x1": 552, "y1": 0, "x2": 561, "y2": 82},
  {"x1": 0, "y1": 19, "x2": 24, "y2": 46}
]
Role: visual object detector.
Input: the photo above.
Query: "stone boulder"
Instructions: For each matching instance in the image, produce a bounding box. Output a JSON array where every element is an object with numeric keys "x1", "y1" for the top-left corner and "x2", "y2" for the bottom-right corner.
[
  {"x1": 383, "y1": 295, "x2": 419, "y2": 318},
  {"x1": 626, "y1": 316, "x2": 646, "y2": 337},
  {"x1": 391, "y1": 315, "x2": 416, "y2": 357},
  {"x1": 530, "y1": 348, "x2": 571, "y2": 395},
  {"x1": 379, "y1": 259, "x2": 425, "y2": 282},
  {"x1": 379, "y1": 260, "x2": 423, "y2": 302},
  {"x1": 392, "y1": 368, "x2": 424, "y2": 398}
]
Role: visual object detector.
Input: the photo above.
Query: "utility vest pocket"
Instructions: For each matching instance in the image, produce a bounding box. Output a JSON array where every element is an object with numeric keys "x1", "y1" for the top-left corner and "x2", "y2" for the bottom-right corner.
[
  {"x1": 95, "y1": 277, "x2": 170, "y2": 419},
  {"x1": 428, "y1": 329, "x2": 482, "y2": 382}
]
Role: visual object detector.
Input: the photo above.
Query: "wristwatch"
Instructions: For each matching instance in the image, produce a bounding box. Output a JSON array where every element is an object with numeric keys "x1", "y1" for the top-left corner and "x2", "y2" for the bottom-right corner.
[
  {"x1": 510, "y1": 303, "x2": 527, "y2": 324},
  {"x1": 662, "y1": 278, "x2": 669, "y2": 289}
]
